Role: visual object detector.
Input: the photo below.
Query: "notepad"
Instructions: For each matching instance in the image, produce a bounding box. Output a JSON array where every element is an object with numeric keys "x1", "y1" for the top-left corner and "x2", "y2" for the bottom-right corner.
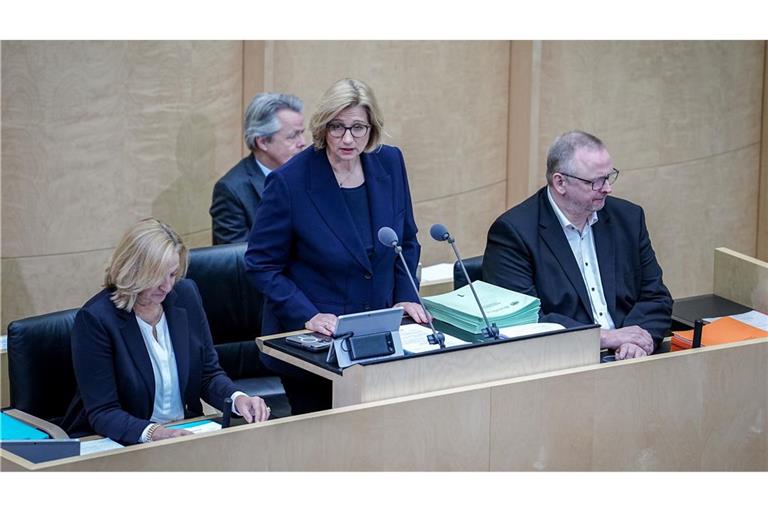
[{"x1": 671, "y1": 316, "x2": 768, "y2": 351}]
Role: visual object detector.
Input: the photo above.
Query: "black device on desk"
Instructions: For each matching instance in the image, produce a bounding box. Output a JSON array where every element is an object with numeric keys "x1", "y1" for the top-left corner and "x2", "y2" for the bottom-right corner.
[
  {"x1": 345, "y1": 331, "x2": 396, "y2": 360},
  {"x1": 285, "y1": 334, "x2": 332, "y2": 352}
]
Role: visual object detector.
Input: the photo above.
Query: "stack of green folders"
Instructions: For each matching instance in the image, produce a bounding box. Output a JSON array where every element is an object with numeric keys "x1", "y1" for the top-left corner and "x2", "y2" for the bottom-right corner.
[{"x1": 422, "y1": 280, "x2": 540, "y2": 334}]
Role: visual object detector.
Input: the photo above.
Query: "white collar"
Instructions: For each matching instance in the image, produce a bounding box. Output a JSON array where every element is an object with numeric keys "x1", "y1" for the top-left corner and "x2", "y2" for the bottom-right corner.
[{"x1": 546, "y1": 187, "x2": 598, "y2": 232}]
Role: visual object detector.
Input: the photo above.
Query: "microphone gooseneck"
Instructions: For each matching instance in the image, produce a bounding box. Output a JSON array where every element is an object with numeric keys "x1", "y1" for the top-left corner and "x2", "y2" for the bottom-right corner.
[
  {"x1": 429, "y1": 223, "x2": 501, "y2": 340},
  {"x1": 377, "y1": 226, "x2": 445, "y2": 348}
]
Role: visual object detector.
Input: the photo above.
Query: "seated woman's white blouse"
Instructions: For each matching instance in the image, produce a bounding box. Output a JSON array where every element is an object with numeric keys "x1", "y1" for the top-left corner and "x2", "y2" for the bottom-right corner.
[
  {"x1": 135, "y1": 312, "x2": 248, "y2": 443},
  {"x1": 136, "y1": 313, "x2": 185, "y2": 426}
]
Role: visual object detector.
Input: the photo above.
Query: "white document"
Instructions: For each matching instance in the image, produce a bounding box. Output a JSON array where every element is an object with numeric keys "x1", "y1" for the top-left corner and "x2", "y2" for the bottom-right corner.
[
  {"x1": 498, "y1": 322, "x2": 565, "y2": 339},
  {"x1": 420, "y1": 263, "x2": 454, "y2": 284},
  {"x1": 704, "y1": 310, "x2": 768, "y2": 331},
  {"x1": 80, "y1": 438, "x2": 124, "y2": 455},
  {"x1": 399, "y1": 323, "x2": 469, "y2": 353}
]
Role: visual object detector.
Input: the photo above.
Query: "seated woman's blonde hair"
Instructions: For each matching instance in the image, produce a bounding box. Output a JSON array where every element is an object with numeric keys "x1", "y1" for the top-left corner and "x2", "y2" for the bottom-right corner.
[
  {"x1": 310, "y1": 78, "x2": 384, "y2": 152},
  {"x1": 105, "y1": 218, "x2": 188, "y2": 311}
]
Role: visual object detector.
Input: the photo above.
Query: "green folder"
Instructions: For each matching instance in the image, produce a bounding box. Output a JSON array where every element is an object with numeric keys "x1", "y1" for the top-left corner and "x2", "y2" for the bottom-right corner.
[{"x1": 423, "y1": 280, "x2": 541, "y2": 334}]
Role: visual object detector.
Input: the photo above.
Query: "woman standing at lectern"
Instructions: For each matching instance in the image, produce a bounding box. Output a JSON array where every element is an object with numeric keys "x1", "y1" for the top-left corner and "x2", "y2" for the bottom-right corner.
[{"x1": 245, "y1": 78, "x2": 427, "y2": 413}]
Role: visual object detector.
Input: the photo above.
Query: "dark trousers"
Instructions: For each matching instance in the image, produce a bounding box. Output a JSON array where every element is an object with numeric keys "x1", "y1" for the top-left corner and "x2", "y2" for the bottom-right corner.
[{"x1": 259, "y1": 353, "x2": 332, "y2": 415}]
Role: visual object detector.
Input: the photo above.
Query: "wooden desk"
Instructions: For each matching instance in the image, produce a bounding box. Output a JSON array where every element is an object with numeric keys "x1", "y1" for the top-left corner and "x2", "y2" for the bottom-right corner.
[
  {"x1": 258, "y1": 325, "x2": 600, "y2": 408},
  {"x1": 4, "y1": 335, "x2": 765, "y2": 471}
]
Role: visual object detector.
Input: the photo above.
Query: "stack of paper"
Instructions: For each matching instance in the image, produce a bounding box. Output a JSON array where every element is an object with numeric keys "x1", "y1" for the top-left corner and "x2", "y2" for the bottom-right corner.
[
  {"x1": 399, "y1": 323, "x2": 470, "y2": 354},
  {"x1": 422, "y1": 280, "x2": 540, "y2": 334},
  {"x1": 671, "y1": 316, "x2": 768, "y2": 351}
]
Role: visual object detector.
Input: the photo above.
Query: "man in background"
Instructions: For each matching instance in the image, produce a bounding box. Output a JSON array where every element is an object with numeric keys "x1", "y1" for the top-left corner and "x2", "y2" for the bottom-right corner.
[{"x1": 210, "y1": 93, "x2": 306, "y2": 245}]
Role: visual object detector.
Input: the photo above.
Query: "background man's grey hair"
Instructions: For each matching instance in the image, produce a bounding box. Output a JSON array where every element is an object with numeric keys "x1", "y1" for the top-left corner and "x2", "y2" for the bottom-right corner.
[
  {"x1": 545, "y1": 130, "x2": 605, "y2": 185},
  {"x1": 243, "y1": 93, "x2": 304, "y2": 151}
]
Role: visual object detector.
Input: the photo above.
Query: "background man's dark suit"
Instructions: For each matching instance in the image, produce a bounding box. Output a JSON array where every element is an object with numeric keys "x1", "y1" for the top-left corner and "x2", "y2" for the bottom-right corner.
[
  {"x1": 61, "y1": 279, "x2": 238, "y2": 445},
  {"x1": 210, "y1": 154, "x2": 266, "y2": 245},
  {"x1": 483, "y1": 187, "x2": 672, "y2": 348}
]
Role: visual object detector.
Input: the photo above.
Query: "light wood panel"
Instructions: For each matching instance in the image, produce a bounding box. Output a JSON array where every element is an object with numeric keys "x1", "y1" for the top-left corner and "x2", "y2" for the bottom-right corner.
[
  {"x1": 713, "y1": 247, "x2": 768, "y2": 313},
  {"x1": 1, "y1": 41, "x2": 244, "y2": 328},
  {"x1": 334, "y1": 326, "x2": 599, "y2": 407},
  {"x1": 490, "y1": 337, "x2": 768, "y2": 470},
  {"x1": 507, "y1": 40, "x2": 538, "y2": 206},
  {"x1": 6, "y1": 336, "x2": 766, "y2": 471},
  {"x1": 259, "y1": 326, "x2": 599, "y2": 408},
  {"x1": 5, "y1": 388, "x2": 491, "y2": 471},
  {"x1": 760, "y1": 40, "x2": 768, "y2": 261}
]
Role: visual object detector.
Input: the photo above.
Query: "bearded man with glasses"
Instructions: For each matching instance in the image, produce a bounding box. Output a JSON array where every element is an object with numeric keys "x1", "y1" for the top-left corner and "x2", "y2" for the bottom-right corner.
[{"x1": 483, "y1": 130, "x2": 672, "y2": 360}]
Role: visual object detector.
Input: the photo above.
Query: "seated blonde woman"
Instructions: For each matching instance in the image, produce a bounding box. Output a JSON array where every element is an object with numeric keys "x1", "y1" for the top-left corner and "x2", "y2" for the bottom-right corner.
[{"x1": 62, "y1": 218, "x2": 269, "y2": 445}]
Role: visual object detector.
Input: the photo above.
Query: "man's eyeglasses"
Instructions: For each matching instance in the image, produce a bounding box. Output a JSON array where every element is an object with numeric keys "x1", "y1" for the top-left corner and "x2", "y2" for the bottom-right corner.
[
  {"x1": 326, "y1": 122, "x2": 370, "y2": 139},
  {"x1": 558, "y1": 168, "x2": 620, "y2": 191}
]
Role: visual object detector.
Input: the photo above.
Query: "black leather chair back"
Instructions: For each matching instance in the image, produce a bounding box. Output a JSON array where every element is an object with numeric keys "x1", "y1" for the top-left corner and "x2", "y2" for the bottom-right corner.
[
  {"x1": 7, "y1": 308, "x2": 79, "y2": 424},
  {"x1": 453, "y1": 255, "x2": 484, "y2": 290},
  {"x1": 186, "y1": 243, "x2": 273, "y2": 381},
  {"x1": 186, "y1": 243, "x2": 263, "y2": 345}
]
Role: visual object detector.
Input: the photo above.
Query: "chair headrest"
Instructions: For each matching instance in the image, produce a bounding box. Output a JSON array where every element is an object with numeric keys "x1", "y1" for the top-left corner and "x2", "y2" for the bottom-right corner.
[
  {"x1": 453, "y1": 255, "x2": 484, "y2": 290},
  {"x1": 186, "y1": 243, "x2": 263, "y2": 343},
  {"x1": 7, "y1": 308, "x2": 79, "y2": 422}
]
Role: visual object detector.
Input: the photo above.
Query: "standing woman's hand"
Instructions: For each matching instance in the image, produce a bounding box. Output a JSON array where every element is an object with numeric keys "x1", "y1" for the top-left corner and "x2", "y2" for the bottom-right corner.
[
  {"x1": 305, "y1": 313, "x2": 339, "y2": 336},
  {"x1": 395, "y1": 302, "x2": 431, "y2": 324}
]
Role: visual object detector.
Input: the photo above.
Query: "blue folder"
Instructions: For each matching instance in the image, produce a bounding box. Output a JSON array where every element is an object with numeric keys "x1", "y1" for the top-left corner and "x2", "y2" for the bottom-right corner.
[{"x1": 0, "y1": 411, "x2": 50, "y2": 440}]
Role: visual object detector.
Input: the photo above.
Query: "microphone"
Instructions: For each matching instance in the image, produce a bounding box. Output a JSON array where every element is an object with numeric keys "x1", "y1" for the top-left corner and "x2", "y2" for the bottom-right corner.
[
  {"x1": 430, "y1": 223, "x2": 502, "y2": 340},
  {"x1": 377, "y1": 227, "x2": 445, "y2": 348},
  {"x1": 221, "y1": 397, "x2": 232, "y2": 428}
]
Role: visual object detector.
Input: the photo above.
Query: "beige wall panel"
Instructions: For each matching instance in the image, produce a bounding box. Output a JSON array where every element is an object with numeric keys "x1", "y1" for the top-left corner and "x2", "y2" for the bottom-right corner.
[
  {"x1": 249, "y1": 41, "x2": 510, "y2": 265},
  {"x1": 2, "y1": 249, "x2": 111, "y2": 329},
  {"x1": 413, "y1": 181, "x2": 506, "y2": 266},
  {"x1": 507, "y1": 41, "x2": 536, "y2": 208},
  {"x1": 537, "y1": 41, "x2": 763, "y2": 180},
  {"x1": 534, "y1": 41, "x2": 764, "y2": 298},
  {"x1": 2, "y1": 41, "x2": 243, "y2": 324},
  {"x1": 618, "y1": 145, "x2": 760, "y2": 298}
]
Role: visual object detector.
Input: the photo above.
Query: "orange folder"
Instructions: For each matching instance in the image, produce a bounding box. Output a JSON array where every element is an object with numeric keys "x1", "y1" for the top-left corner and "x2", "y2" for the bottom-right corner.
[{"x1": 671, "y1": 316, "x2": 768, "y2": 351}]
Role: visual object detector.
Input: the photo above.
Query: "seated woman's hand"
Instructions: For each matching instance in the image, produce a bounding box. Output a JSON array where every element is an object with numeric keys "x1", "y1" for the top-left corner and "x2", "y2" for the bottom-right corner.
[
  {"x1": 151, "y1": 425, "x2": 193, "y2": 442},
  {"x1": 395, "y1": 302, "x2": 431, "y2": 324},
  {"x1": 234, "y1": 394, "x2": 270, "y2": 422},
  {"x1": 305, "y1": 313, "x2": 339, "y2": 336}
]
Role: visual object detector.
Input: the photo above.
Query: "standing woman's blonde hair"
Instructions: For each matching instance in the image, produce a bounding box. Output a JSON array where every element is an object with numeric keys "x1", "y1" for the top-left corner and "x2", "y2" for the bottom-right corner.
[
  {"x1": 309, "y1": 78, "x2": 384, "y2": 152},
  {"x1": 105, "y1": 218, "x2": 188, "y2": 311}
]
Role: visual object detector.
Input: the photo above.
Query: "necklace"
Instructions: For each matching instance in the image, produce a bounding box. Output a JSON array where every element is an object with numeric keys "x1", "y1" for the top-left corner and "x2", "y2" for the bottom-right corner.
[
  {"x1": 135, "y1": 304, "x2": 163, "y2": 326},
  {"x1": 332, "y1": 164, "x2": 359, "y2": 187}
]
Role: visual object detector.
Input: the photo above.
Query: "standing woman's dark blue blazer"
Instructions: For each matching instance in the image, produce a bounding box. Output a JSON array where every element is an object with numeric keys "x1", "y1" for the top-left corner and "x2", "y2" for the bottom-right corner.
[
  {"x1": 61, "y1": 279, "x2": 239, "y2": 445},
  {"x1": 245, "y1": 144, "x2": 421, "y2": 335}
]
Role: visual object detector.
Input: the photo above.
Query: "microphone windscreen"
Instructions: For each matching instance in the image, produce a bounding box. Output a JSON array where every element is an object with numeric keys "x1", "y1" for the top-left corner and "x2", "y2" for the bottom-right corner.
[
  {"x1": 377, "y1": 226, "x2": 399, "y2": 247},
  {"x1": 429, "y1": 223, "x2": 450, "y2": 242}
]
